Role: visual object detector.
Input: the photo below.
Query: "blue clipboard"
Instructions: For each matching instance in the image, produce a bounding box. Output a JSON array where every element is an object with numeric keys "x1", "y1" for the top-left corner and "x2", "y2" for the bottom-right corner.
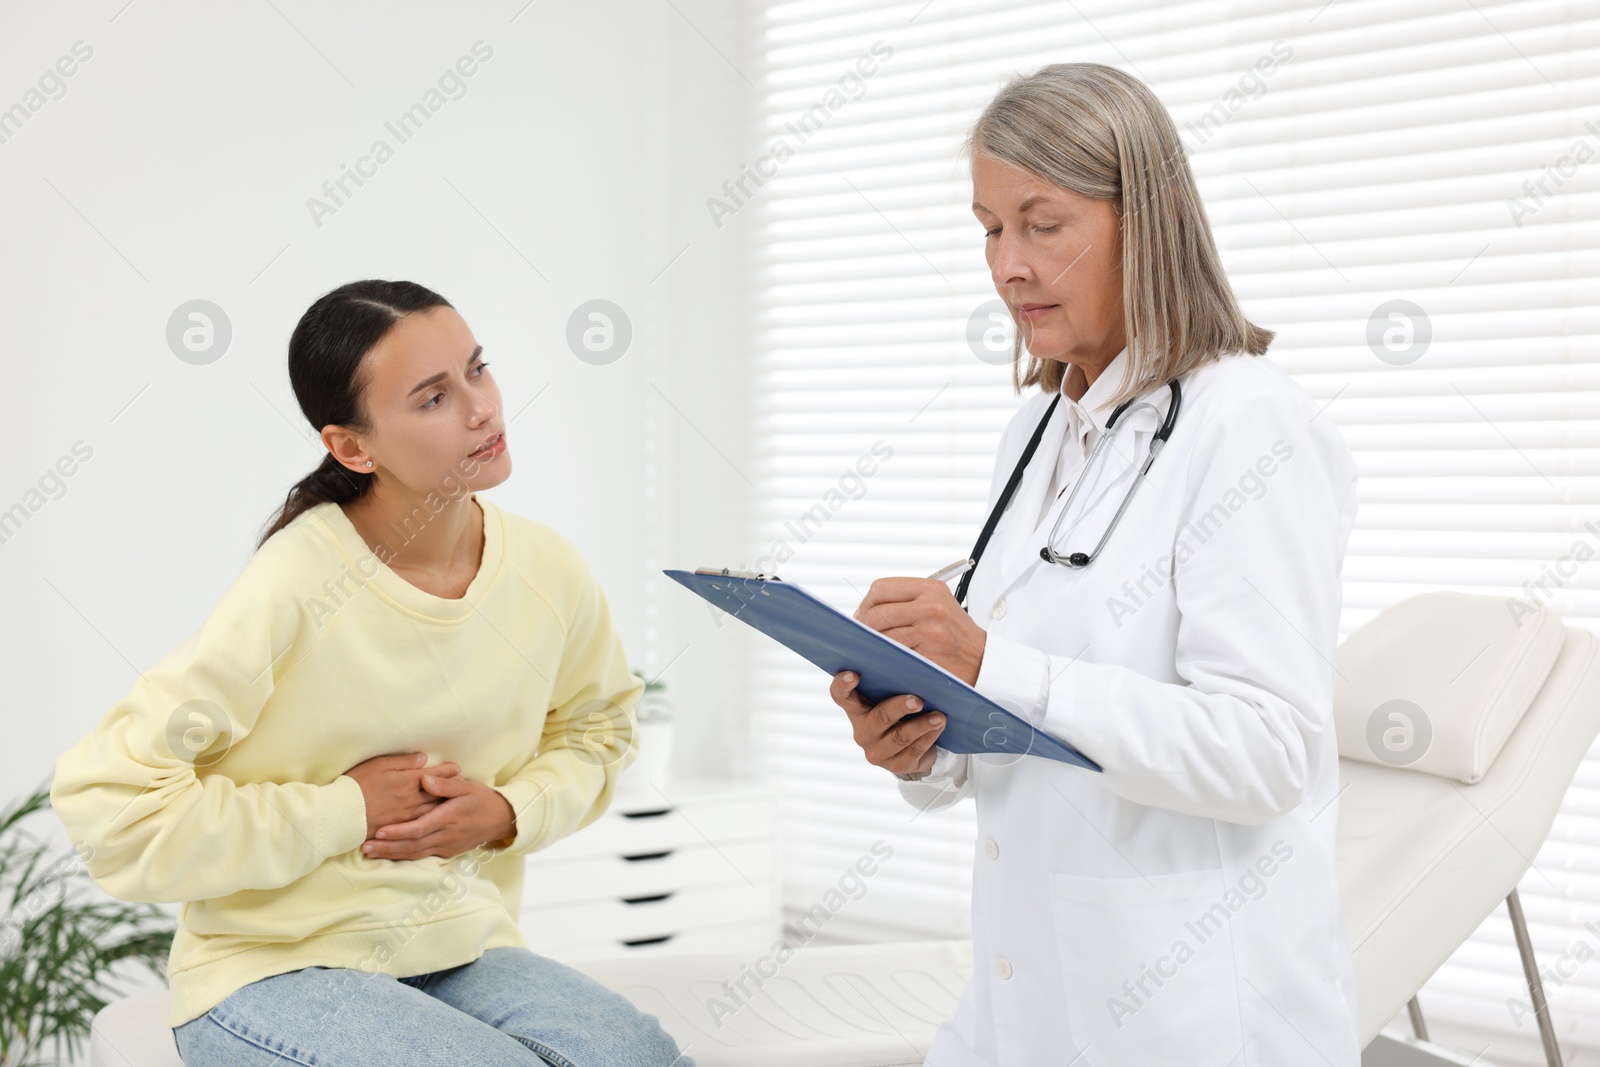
[{"x1": 664, "y1": 568, "x2": 1101, "y2": 772}]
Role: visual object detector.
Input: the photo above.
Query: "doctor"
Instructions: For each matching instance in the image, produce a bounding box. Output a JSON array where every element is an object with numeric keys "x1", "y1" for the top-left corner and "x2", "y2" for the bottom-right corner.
[{"x1": 829, "y1": 63, "x2": 1363, "y2": 1066}]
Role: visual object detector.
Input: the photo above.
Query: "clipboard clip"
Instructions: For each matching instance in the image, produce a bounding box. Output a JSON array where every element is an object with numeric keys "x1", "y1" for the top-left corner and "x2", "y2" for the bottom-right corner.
[{"x1": 693, "y1": 566, "x2": 783, "y2": 582}]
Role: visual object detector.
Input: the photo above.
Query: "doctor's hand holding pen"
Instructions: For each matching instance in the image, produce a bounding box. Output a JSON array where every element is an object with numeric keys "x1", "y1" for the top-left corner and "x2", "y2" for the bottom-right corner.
[{"x1": 827, "y1": 559, "x2": 987, "y2": 776}]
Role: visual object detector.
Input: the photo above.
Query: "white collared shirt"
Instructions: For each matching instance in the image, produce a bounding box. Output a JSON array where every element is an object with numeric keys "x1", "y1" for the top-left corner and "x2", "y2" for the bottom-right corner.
[{"x1": 1038, "y1": 346, "x2": 1128, "y2": 525}]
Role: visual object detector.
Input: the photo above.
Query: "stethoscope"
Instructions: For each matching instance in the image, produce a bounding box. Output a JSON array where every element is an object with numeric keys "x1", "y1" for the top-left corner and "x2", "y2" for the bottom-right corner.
[{"x1": 948, "y1": 377, "x2": 1183, "y2": 609}]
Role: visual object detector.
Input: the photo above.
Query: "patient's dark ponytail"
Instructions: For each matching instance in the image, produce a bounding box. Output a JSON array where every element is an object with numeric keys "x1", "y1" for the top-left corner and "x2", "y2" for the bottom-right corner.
[{"x1": 256, "y1": 279, "x2": 454, "y2": 549}]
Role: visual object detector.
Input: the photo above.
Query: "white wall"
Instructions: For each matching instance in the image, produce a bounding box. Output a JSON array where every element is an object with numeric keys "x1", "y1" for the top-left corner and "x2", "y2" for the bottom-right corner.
[{"x1": 0, "y1": 0, "x2": 760, "y2": 867}]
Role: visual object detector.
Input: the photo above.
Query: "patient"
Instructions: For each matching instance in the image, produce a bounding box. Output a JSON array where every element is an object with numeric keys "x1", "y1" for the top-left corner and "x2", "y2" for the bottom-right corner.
[{"x1": 50, "y1": 279, "x2": 692, "y2": 1067}]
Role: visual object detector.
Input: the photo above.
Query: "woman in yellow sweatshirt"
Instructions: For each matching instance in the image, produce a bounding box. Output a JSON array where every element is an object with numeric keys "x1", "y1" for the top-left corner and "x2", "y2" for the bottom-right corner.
[{"x1": 51, "y1": 279, "x2": 693, "y2": 1066}]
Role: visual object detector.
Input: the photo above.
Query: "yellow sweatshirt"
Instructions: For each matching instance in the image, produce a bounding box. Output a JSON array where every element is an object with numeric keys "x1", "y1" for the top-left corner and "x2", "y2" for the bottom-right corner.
[{"x1": 49, "y1": 494, "x2": 642, "y2": 1027}]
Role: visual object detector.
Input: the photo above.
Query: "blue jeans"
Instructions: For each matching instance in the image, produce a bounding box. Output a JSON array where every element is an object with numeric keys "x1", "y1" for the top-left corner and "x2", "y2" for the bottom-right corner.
[{"x1": 171, "y1": 946, "x2": 693, "y2": 1066}]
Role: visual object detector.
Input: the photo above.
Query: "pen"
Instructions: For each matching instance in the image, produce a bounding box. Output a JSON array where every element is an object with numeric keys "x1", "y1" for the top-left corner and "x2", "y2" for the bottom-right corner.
[{"x1": 927, "y1": 558, "x2": 975, "y2": 583}]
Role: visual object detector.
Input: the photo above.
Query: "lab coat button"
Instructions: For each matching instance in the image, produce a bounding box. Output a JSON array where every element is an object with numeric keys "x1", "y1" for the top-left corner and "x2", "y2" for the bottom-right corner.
[
  {"x1": 995, "y1": 957, "x2": 1012, "y2": 980},
  {"x1": 984, "y1": 837, "x2": 999, "y2": 860},
  {"x1": 991, "y1": 599, "x2": 1007, "y2": 620}
]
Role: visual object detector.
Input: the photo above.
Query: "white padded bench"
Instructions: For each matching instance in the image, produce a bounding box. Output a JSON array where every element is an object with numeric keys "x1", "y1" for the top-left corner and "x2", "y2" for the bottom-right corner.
[
  {"x1": 90, "y1": 939, "x2": 971, "y2": 1067},
  {"x1": 575, "y1": 940, "x2": 970, "y2": 1066}
]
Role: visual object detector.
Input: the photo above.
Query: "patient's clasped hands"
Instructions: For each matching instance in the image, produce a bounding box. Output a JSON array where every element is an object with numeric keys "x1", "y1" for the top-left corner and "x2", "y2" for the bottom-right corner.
[{"x1": 342, "y1": 751, "x2": 518, "y2": 862}]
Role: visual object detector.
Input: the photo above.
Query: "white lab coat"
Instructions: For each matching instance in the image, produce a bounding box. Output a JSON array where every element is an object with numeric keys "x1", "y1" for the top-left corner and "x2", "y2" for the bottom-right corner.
[{"x1": 900, "y1": 349, "x2": 1363, "y2": 1067}]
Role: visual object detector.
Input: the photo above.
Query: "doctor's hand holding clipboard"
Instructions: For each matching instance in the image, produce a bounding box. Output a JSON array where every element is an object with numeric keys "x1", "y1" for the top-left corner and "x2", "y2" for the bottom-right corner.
[
  {"x1": 821, "y1": 62, "x2": 1364, "y2": 1067},
  {"x1": 828, "y1": 560, "x2": 986, "y2": 782}
]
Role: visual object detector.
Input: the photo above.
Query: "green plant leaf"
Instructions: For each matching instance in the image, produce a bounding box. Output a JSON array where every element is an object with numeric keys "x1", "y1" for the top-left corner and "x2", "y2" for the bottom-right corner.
[{"x1": 0, "y1": 782, "x2": 175, "y2": 1067}]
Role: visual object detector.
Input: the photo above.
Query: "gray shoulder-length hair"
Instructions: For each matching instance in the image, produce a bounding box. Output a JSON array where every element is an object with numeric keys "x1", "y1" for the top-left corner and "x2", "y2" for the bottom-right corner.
[{"x1": 964, "y1": 62, "x2": 1272, "y2": 407}]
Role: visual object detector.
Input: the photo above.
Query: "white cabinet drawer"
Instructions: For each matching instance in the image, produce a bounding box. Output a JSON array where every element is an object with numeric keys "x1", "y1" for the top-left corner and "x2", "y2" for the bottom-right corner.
[
  {"x1": 536, "y1": 797, "x2": 772, "y2": 861},
  {"x1": 522, "y1": 882, "x2": 776, "y2": 951},
  {"x1": 522, "y1": 840, "x2": 771, "y2": 907},
  {"x1": 551, "y1": 920, "x2": 779, "y2": 962}
]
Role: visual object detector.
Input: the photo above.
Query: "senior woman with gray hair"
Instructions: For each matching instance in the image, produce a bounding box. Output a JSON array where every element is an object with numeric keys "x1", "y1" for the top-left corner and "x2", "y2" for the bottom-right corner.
[{"x1": 830, "y1": 63, "x2": 1362, "y2": 1065}]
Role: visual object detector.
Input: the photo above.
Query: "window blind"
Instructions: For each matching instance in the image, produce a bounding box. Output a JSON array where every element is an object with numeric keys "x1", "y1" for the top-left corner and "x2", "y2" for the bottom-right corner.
[{"x1": 747, "y1": 1, "x2": 1599, "y2": 1061}]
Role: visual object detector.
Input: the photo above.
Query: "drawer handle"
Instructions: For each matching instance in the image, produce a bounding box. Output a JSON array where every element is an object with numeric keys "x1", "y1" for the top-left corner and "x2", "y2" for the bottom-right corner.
[
  {"x1": 622, "y1": 934, "x2": 674, "y2": 947},
  {"x1": 621, "y1": 807, "x2": 673, "y2": 819},
  {"x1": 621, "y1": 892, "x2": 673, "y2": 905},
  {"x1": 621, "y1": 850, "x2": 674, "y2": 863}
]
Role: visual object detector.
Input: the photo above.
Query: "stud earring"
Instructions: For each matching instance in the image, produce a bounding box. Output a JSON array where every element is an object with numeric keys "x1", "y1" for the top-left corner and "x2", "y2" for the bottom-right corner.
[{"x1": 366, "y1": 460, "x2": 373, "y2": 467}]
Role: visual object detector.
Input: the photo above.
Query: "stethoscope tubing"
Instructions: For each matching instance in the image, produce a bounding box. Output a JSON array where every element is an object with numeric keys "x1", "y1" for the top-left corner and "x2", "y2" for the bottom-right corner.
[{"x1": 954, "y1": 376, "x2": 1182, "y2": 608}]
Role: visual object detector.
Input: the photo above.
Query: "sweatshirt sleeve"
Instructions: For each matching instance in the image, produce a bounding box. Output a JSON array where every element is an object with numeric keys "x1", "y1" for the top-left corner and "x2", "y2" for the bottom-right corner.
[
  {"x1": 49, "y1": 553, "x2": 370, "y2": 905},
  {"x1": 968, "y1": 385, "x2": 1358, "y2": 826},
  {"x1": 489, "y1": 542, "x2": 643, "y2": 856}
]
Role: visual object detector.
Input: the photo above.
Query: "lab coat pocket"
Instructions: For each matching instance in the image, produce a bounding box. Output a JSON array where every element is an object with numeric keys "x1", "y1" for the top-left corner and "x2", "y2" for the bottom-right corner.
[{"x1": 1048, "y1": 868, "x2": 1244, "y2": 1067}]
